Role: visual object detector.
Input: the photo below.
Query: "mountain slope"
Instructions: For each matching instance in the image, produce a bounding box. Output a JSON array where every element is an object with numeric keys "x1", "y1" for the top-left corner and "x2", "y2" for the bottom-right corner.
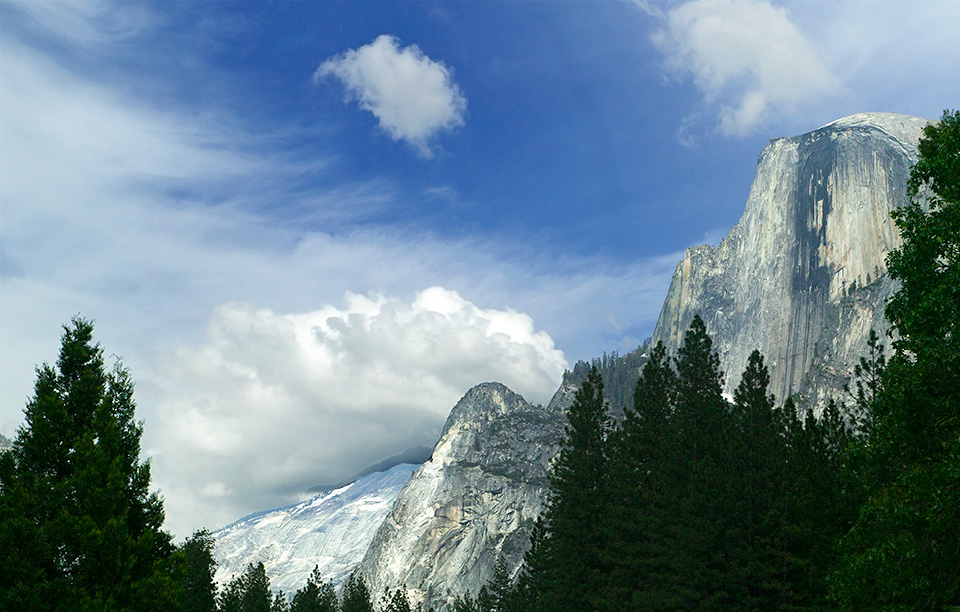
[
  {"x1": 212, "y1": 463, "x2": 417, "y2": 595},
  {"x1": 652, "y1": 112, "x2": 929, "y2": 408},
  {"x1": 358, "y1": 381, "x2": 573, "y2": 610}
]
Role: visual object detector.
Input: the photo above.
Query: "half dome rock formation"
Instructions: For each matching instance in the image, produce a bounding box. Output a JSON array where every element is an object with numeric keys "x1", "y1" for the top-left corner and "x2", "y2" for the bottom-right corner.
[
  {"x1": 651, "y1": 112, "x2": 930, "y2": 408},
  {"x1": 358, "y1": 381, "x2": 574, "y2": 609}
]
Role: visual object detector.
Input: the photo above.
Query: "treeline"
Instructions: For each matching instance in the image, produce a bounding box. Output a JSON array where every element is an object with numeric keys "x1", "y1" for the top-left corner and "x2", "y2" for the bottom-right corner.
[
  {"x1": 458, "y1": 109, "x2": 960, "y2": 612},
  {"x1": 212, "y1": 559, "x2": 424, "y2": 612},
  {"x1": 462, "y1": 320, "x2": 862, "y2": 611}
]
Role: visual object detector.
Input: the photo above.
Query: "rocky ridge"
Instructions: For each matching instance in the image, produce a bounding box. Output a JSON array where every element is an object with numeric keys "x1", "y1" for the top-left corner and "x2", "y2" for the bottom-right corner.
[
  {"x1": 651, "y1": 112, "x2": 929, "y2": 408},
  {"x1": 358, "y1": 381, "x2": 574, "y2": 610}
]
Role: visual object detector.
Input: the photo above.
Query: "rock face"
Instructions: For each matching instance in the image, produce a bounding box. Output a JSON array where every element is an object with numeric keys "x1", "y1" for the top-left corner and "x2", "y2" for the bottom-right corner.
[
  {"x1": 651, "y1": 112, "x2": 930, "y2": 409},
  {"x1": 212, "y1": 463, "x2": 417, "y2": 595},
  {"x1": 358, "y1": 381, "x2": 574, "y2": 610}
]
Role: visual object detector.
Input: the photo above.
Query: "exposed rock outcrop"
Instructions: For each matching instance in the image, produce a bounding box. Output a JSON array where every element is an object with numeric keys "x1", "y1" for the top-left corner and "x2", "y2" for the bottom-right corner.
[
  {"x1": 358, "y1": 381, "x2": 574, "y2": 609},
  {"x1": 651, "y1": 112, "x2": 930, "y2": 409}
]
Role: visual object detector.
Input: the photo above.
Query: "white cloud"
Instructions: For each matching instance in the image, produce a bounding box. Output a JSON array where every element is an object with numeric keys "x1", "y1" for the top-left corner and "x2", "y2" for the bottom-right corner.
[
  {"x1": 315, "y1": 34, "x2": 467, "y2": 157},
  {"x1": 650, "y1": 0, "x2": 840, "y2": 136},
  {"x1": 150, "y1": 288, "x2": 566, "y2": 534}
]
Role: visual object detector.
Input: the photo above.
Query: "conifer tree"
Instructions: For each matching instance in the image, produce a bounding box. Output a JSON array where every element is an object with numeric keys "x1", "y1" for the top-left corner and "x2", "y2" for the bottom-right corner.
[
  {"x1": 538, "y1": 366, "x2": 610, "y2": 611},
  {"x1": 730, "y1": 350, "x2": 789, "y2": 609},
  {"x1": 174, "y1": 530, "x2": 219, "y2": 612},
  {"x1": 289, "y1": 566, "x2": 337, "y2": 612},
  {"x1": 340, "y1": 572, "x2": 374, "y2": 612},
  {"x1": 603, "y1": 340, "x2": 677, "y2": 610},
  {"x1": 218, "y1": 574, "x2": 245, "y2": 612},
  {"x1": 669, "y1": 314, "x2": 730, "y2": 609},
  {"x1": 0, "y1": 318, "x2": 176, "y2": 611},
  {"x1": 511, "y1": 516, "x2": 547, "y2": 612},
  {"x1": 240, "y1": 562, "x2": 273, "y2": 612},
  {"x1": 381, "y1": 588, "x2": 413, "y2": 612}
]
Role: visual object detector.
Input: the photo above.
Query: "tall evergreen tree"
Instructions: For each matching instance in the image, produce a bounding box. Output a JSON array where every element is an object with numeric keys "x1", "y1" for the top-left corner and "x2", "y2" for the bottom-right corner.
[
  {"x1": 289, "y1": 566, "x2": 337, "y2": 612},
  {"x1": 603, "y1": 340, "x2": 677, "y2": 611},
  {"x1": 174, "y1": 530, "x2": 219, "y2": 612},
  {"x1": 340, "y1": 572, "x2": 374, "y2": 612},
  {"x1": 0, "y1": 318, "x2": 176, "y2": 612},
  {"x1": 729, "y1": 350, "x2": 789, "y2": 610},
  {"x1": 833, "y1": 109, "x2": 960, "y2": 610},
  {"x1": 511, "y1": 516, "x2": 547, "y2": 612},
  {"x1": 670, "y1": 314, "x2": 731, "y2": 609},
  {"x1": 538, "y1": 366, "x2": 610, "y2": 612},
  {"x1": 240, "y1": 562, "x2": 273, "y2": 612}
]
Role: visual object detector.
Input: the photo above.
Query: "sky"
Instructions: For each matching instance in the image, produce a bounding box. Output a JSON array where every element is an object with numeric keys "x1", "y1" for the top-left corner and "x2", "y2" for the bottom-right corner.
[{"x1": 2, "y1": 0, "x2": 958, "y2": 539}]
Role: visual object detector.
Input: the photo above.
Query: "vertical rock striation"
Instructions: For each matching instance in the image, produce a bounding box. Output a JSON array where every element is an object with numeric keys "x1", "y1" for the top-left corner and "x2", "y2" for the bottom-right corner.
[
  {"x1": 651, "y1": 112, "x2": 930, "y2": 408},
  {"x1": 358, "y1": 381, "x2": 574, "y2": 609}
]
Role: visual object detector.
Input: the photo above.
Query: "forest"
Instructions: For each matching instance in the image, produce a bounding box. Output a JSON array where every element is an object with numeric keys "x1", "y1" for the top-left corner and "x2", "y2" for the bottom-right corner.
[{"x1": 1, "y1": 111, "x2": 957, "y2": 612}]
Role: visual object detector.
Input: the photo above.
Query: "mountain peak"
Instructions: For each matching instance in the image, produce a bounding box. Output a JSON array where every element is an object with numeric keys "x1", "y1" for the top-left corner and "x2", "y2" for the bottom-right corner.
[{"x1": 817, "y1": 112, "x2": 931, "y2": 147}]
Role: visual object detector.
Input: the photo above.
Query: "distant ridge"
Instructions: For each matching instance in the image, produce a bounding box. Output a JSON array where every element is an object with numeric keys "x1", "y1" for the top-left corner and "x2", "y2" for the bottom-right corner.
[{"x1": 308, "y1": 445, "x2": 433, "y2": 493}]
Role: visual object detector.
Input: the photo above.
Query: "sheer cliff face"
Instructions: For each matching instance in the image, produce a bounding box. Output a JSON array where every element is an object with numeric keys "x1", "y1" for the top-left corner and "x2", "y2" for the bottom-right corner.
[
  {"x1": 652, "y1": 112, "x2": 929, "y2": 407},
  {"x1": 359, "y1": 381, "x2": 573, "y2": 609}
]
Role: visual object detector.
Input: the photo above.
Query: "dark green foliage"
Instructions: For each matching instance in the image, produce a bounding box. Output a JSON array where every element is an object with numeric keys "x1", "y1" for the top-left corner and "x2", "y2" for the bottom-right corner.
[
  {"x1": 218, "y1": 574, "x2": 245, "y2": 612},
  {"x1": 510, "y1": 516, "x2": 547, "y2": 611},
  {"x1": 728, "y1": 350, "x2": 789, "y2": 610},
  {"x1": 241, "y1": 562, "x2": 273, "y2": 612},
  {"x1": 831, "y1": 110, "x2": 960, "y2": 610},
  {"x1": 174, "y1": 530, "x2": 219, "y2": 612},
  {"x1": 381, "y1": 588, "x2": 413, "y2": 612},
  {"x1": 538, "y1": 366, "x2": 610, "y2": 611},
  {"x1": 289, "y1": 566, "x2": 337, "y2": 612},
  {"x1": 0, "y1": 317, "x2": 177, "y2": 612},
  {"x1": 502, "y1": 316, "x2": 875, "y2": 612},
  {"x1": 340, "y1": 572, "x2": 374, "y2": 612},
  {"x1": 602, "y1": 340, "x2": 677, "y2": 610},
  {"x1": 452, "y1": 592, "x2": 480, "y2": 612},
  {"x1": 215, "y1": 562, "x2": 277, "y2": 612}
]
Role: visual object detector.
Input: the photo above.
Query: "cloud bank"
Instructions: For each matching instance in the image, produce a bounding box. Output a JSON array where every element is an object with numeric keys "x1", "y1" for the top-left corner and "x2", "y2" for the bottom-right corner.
[
  {"x1": 316, "y1": 35, "x2": 467, "y2": 157},
  {"x1": 151, "y1": 288, "x2": 566, "y2": 534}
]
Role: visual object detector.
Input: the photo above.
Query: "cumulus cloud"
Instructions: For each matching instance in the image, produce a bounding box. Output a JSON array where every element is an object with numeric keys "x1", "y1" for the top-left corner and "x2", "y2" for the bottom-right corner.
[
  {"x1": 651, "y1": 0, "x2": 840, "y2": 136},
  {"x1": 315, "y1": 34, "x2": 467, "y2": 157},
  {"x1": 150, "y1": 288, "x2": 566, "y2": 534}
]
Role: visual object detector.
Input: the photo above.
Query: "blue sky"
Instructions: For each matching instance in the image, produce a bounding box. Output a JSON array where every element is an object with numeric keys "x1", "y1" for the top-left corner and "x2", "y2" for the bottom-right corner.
[{"x1": 2, "y1": 0, "x2": 958, "y2": 537}]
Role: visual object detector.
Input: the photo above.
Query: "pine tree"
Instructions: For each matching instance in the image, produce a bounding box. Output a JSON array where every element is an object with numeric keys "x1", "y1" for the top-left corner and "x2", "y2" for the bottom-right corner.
[
  {"x1": 289, "y1": 566, "x2": 337, "y2": 612},
  {"x1": 340, "y1": 572, "x2": 374, "y2": 612},
  {"x1": 603, "y1": 340, "x2": 677, "y2": 611},
  {"x1": 729, "y1": 350, "x2": 789, "y2": 610},
  {"x1": 174, "y1": 530, "x2": 219, "y2": 612},
  {"x1": 669, "y1": 314, "x2": 731, "y2": 609},
  {"x1": 0, "y1": 318, "x2": 176, "y2": 611},
  {"x1": 511, "y1": 516, "x2": 547, "y2": 612},
  {"x1": 538, "y1": 366, "x2": 610, "y2": 612},
  {"x1": 381, "y1": 588, "x2": 413, "y2": 612},
  {"x1": 218, "y1": 574, "x2": 245, "y2": 612},
  {"x1": 240, "y1": 562, "x2": 273, "y2": 612},
  {"x1": 484, "y1": 557, "x2": 512, "y2": 612}
]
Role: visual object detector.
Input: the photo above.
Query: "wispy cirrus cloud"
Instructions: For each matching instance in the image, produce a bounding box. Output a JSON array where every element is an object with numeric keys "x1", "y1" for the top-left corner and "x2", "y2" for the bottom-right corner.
[{"x1": 315, "y1": 34, "x2": 467, "y2": 157}]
